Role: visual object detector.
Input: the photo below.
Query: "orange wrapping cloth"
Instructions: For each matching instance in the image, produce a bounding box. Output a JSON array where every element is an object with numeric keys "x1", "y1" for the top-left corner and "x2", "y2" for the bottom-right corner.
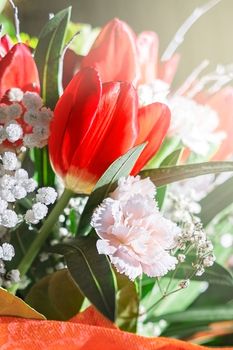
[{"x1": 0, "y1": 307, "x2": 232, "y2": 350}]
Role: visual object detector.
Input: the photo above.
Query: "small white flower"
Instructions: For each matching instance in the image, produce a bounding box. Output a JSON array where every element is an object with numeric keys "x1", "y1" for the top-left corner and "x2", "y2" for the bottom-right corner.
[
  {"x1": 25, "y1": 209, "x2": 39, "y2": 224},
  {"x1": 179, "y1": 279, "x2": 190, "y2": 289},
  {"x1": 12, "y1": 185, "x2": 27, "y2": 199},
  {"x1": 8, "y1": 88, "x2": 24, "y2": 102},
  {"x1": 7, "y1": 103, "x2": 22, "y2": 119},
  {"x1": 0, "y1": 174, "x2": 16, "y2": 189},
  {"x1": 31, "y1": 202, "x2": 48, "y2": 220},
  {"x1": 36, "y1": 187, "x2": 57, "y2": 205},
  {"x1": 2, "y1": 152, "x2": 18, "y2": 171},
  {"x1": 7, "y1": 269, "x2": 20, "y2": 282},
  {"x1": 0, "y1": 199, "x2": 7, "y2": 214},
  {"x1": 21, "y1": 178, "x2": 37, "y2": 193},
  {"x1": 1, "y1": 209, "x2": 18, "y2": 228},
  {"x1": 1, "y1": 243, "x2": 15, "y2": 261},
  {"x1": 0, "y1": 104, "x2": 8, "y2": 123},
  {"x1": 0, "y1": 189, "x2": 15, "y2": 202},
  {"x1": 5, "y1": 122, "x2": 23, "y2": 143},
  {"x1": 23, "y1": 110, "x2": 39, "y2": 126},
  {"x1": 14, "y1": 168, "x2": 28, "y2": 181},
  {"x1": 22, "y1": 92, "x2": 43, "y2": 111}
]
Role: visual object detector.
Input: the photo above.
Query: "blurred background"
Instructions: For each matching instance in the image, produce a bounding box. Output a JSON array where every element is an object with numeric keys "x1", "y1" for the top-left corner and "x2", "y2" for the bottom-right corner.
[{"x1": 2, "y1": 0, "x2": 233, "y2": 86}]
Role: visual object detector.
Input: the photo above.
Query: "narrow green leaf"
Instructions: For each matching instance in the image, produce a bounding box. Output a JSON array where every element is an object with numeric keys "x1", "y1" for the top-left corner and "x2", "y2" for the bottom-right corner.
[
  {"x1": 142, "y1": 260, "x2": 233, "y2": 287},
  {"x1": 199, "y1": 176, "x2": 233, "y2": 226},
  {"x1": 35, "y1": 7, "x2": 71, "y2": 108},
  {"x1": 150, "y1": 307, "x2": 233, "y2": 323},
  {"x1": 33, "y1": 8, "x2": 71, "y2": 187},
  {"x1": 147, "y1": 137, "x2": 181, "y2": 169},
  {"x1": 140, "y1": 161, "x2": 233, "y2": 187},
  {"x1": 50, "y1": 236, "x2": 116, "y2": 321},
  {"x1": 78, "y1": 144, "x2": 146, "y2": 236},
  {"x1": 156, "y1": 148, "x2": 183, "y2": 209}
]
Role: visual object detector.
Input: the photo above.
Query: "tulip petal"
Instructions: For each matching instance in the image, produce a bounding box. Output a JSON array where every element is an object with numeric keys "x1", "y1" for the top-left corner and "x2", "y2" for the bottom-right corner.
[
  {"x1": 65, "y1": 82, "x2": 138, "y2": 193},
  {"x1": 0, "y1": 43, "x2": 40, "y2": 99},
  {"x1": 49, "y1": 67, "x2": 102, "y2": 178},
  {"x1": 81, "y1": 18, "x2": 140, "y2": 85},
  {"x1": 158, "y1": 53, "x2": 180, "y2": 85},
  {"x1": 136, "y1": 31, "x2": 159, "y2": 85},
  {"x1": 0, "y1": 35, "x2": 13, "y2": 60},
  {"x1": 132, "y1": 103, "x2": 171, "y2": 174},
  {"x1": 206, "y1": 87, "x2": 233, "y2": 160}
]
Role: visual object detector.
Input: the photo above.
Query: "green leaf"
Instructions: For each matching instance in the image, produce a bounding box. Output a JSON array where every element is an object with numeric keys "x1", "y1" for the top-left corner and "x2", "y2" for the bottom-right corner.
[
  {"x1": 33, "y1": 8, "x2": 71, "y2": 187},
  {"x1": 140, "y1": 161, "x2": 233, "y2": 187},
  {"x1": 32, "y1": 147, "x2": 55, "y2": 187},
  {"x1": 34, "y1": 7, "x2": 71, "y2": 108},
  {"x1": 50, "y1": 236, "x2": 116, "y2": 321},
  {"x1": 116, "y1": 272, "x2": 139, "y2": 332},
  {"x1": 26, "y1": 269, "x2": 84, "y2": 320},
  {"x1": 147, "y1": 137, "x2": 181, "y2": 169},
  {"x1": 78, "y1": 144, "x2": 146, "y2": 236},
  {"x1": 150, "y1": 306, "x2": 233, "y2": 323},
  {"x1": 156, "y1": 148, "x2": 183, "y2": 209},
  {"x1": 142, "y1": 260, "x2": 233, "y2": 288},
  {"x1": 199, "y1": 176, "x2": 233, "y2": 226}
]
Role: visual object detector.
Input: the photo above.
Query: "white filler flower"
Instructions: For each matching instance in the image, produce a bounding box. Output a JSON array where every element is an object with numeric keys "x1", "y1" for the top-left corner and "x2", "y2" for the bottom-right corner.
[{"x1": 91, "y1": 176, "x2": 179, "y2": 281}]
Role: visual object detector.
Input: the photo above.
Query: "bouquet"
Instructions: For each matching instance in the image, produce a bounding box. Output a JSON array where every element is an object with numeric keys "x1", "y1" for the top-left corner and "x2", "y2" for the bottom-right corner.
[{"x1": 0, "y1": 0, "x2": 232, "y2": 348}]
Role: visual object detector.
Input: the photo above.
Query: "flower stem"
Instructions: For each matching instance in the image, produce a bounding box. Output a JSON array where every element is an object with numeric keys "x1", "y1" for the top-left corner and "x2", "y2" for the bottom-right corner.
[{"x1": 18, "y1": 189, "x2": 73, "y2": 279}]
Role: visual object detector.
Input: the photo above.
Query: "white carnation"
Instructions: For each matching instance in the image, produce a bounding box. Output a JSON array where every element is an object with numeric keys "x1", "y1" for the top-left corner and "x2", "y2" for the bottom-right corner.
[{"x1": 92, "y1": 176, "x2": 179, "y2": 281}]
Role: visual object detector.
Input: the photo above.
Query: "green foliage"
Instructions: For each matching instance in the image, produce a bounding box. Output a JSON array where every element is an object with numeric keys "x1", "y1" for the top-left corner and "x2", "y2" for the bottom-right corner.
[
  {"x1": 26, "y1": 269, "x2": 84, "y2": 320},
  {"x1": 34, "y1": 7, "x2": 71, "y2": 108},
  {"x1": 50, "y1": 236, "x2": 116, "y2": 321},
  {"x1": 116, "y1": 272, "x2": 139, "y2": 332},
  {"x1": 156, "y1": 148, "x2": 183, "y2": 209},
  {"x1": 200, "y1": 175, "x2": 233, "y2": 226},
  {"x1": 78, "y1": 144, "x2": 146, "y2": 236},
  {"x1": 140, "y1": 161, "x2": 233, "y2": 187},
  {"x1": 33, "y1": 7, "x2": 71, "y2": 187}
]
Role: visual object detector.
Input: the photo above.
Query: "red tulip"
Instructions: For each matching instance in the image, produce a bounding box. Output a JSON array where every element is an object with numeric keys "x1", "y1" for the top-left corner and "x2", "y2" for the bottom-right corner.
[
  {"x1": 80, "y1": 19, "x2": 179, "y2": 87},
  {"x1": 81, "y1": 18, "x2": 140, "y2": 85},
  {"x1": 0, "y1": 37, "x2": 40, "y2": 100},
  {"x1": 49, "y1": 67, "x2": 170, "y2": 194}
]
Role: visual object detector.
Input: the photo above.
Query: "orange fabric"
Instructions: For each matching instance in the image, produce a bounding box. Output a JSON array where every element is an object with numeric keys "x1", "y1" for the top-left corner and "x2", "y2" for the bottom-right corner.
[{"x1": 0, "y1": 307, "x2": 232, "y2": 349}]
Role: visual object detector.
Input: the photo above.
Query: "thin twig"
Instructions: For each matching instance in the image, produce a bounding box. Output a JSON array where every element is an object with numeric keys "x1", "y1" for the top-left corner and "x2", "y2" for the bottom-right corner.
[
  {"x1": 8, "y1": 0, "x2": 21, "y2": 42},
  {"x1": 161, "y1": 0, "x2": 222, "y2": 61}
]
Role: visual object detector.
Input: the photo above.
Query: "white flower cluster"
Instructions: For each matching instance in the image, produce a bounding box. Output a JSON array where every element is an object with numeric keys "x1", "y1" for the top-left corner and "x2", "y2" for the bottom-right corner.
[
  {"x1": 168, "y1": 96, "x2": 225, "y2": 156},
  {"x1": 138, "y1": 79, "x2": 170, "y2": 107},
  {"x1": 0, "y1": 242, "x2": 19, "y2": 288},
  {"x1": 91, "y1": 176, "x2": 180, "y2": 281},
  {"x1": 0, "y1": 153, "x2": 38, "y2": 228},
  {"x1": 25, "y1": 187, "x2": 57, "y2": 225},
  {"x1": 167, "y1": 193, "x2": 215, "y2": 277},
  {"x1": 0, "y1": 88, "x2": 53, "y2": 149}
]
